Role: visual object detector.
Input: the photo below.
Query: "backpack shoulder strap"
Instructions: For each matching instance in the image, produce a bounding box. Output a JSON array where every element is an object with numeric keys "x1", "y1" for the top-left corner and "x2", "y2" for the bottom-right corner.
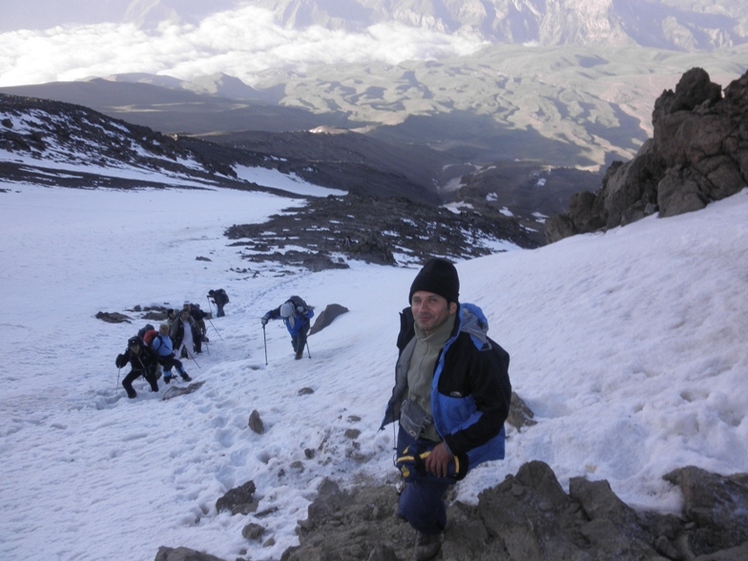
[{"x1": 397, "y1": 307, "x2": 415, "y2": 356}]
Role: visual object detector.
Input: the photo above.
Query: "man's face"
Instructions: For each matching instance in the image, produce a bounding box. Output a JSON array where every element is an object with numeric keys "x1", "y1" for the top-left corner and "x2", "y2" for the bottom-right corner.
[
  {"x1": 411, "y1": 291, "x2": 457, "y2": 336},
  {"x1": 129, "y1": 343, "x2": 140, "y2": 354}
]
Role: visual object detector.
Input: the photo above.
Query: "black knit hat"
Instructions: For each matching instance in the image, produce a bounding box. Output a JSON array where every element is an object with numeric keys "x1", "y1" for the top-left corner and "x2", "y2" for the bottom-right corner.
[{"x1": 409, "y1": 258, "x2": 460, "y2": 304}]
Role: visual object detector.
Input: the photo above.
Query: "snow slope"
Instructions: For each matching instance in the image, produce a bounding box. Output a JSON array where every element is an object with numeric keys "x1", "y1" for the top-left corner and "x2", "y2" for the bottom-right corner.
[{"x1": 1, "y1": 182, "x2": 747, "y2": 561}]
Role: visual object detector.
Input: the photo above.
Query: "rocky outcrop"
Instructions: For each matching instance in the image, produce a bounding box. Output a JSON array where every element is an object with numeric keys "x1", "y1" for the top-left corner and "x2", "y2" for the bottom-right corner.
[
  {"x1": 226, "y1": 193, "x2": 539, "y2": 271},
  {"x1": 155, "y1": 546, "x2": 226, "y2": 561},
  {"x1": 95, "y1": 311, "x2": 132, "y2": 323},
  {"x1": 159, "y1": 404, "x2": 748, "y2": 561},
  {"x1": 547, "y1": 68, "x2": 748, "y2": 243},
  {"x1": 274, "y1": 461, "x2": 748, "y2": 561}
]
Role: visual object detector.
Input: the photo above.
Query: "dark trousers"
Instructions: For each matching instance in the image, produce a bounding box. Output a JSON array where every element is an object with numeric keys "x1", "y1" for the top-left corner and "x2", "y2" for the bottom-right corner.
[
  {"x1": 122, "y1": 369, "x2": 158, "y2": 398},
  {"x1": 291, "y1": 325, "x2": 309, "y2": 354},
  {"x1": 216, "y1": 303, "x2": 225, "y2": 317},
  {"x1": 158, "y1": 354, "x2": 186, "y2": 375},
  {"x1": 396, "y1": 426, "x2": 452, "y2": 535}
]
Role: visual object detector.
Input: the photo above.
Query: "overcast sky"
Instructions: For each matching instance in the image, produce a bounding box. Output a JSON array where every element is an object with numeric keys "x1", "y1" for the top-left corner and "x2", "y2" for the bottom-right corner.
[{"x1": 0, "y1": 4, "x2": 486, "y2": 88}]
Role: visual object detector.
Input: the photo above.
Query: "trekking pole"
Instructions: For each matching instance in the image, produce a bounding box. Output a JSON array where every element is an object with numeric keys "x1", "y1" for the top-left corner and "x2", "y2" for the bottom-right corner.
[
  {"x1": 189, "y1": 353, "x2": 202, "y2": 369},
  {"x1": 116, "y1": 368, "x2": 121, "y2": 389},
  {"x1": 207, "y1": 317, "x2": 223, "y2": 340},
  {"x1": 306, "y1": 340, "x2": 311, "y2": 359},
  {"x1": 263, "y1": 324, "x2": 268, "y2": 365},
  {"x1": 206, "y1": 296, "x2": 214, "y2": 316}
]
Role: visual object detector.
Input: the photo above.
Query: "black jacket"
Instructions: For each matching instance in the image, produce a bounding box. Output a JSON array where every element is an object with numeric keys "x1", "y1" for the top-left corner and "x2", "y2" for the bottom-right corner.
[
  {"x1": 211, "y1": 289, "x2": 229, "y2": 306},
  {"x1": 383, "y1": 303, "x2": 511, "y2": 466},
  {"x1": 115, "y1": 343, "x2": 159, "y2": 374}
]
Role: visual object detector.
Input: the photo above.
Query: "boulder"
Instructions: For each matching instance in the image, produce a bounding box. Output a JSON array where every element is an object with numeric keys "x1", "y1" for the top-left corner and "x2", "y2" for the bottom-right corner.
[
  {"x1": 506, "y1": 391, "x2": 537, "y2": 432},
  {"x1": 664, "y1": 466, "x2": 748, "y2": 557},
  {"x1": 154, "y1": 547, "x2": 226, "y2": 561},
  {"x1": 95, "y1": 311, "x2": 131, "y2": 323},
  {"x1": 309, "y1": 304, "x2": 349, "y2": 335},
  {"x1": 248, "y1": 410, "x2": 265, "y2": 434},
  {"x1": 215, "y1": 480, "x2": 257, "y2": 516}
]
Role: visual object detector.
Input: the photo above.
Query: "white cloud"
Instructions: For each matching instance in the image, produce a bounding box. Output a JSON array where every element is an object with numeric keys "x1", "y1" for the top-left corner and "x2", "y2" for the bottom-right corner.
[{"x1": 0, "y1": 7, "x2": 487, "y2": 87}]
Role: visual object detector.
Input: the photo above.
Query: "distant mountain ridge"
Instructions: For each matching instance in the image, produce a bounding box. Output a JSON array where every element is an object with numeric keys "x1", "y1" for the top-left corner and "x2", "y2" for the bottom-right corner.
[
  {"x1": 4, "y1": 44, "x2": 744, "y2": 172},
  {"x1": 4, "y1": 0, "x2": 747, "y2": 50},
  {"x1": 247, "y1": 0, "x2": 748, "y2": 50}
]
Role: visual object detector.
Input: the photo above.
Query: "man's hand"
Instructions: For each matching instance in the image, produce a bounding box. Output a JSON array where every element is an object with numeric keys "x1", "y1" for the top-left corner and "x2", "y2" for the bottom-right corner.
[{"x1": 424, "y1": 442, "x2": 453, "y2": 478}]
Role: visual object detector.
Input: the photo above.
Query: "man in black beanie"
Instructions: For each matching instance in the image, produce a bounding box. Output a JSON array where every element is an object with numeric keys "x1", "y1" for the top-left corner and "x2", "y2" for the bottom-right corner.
[{"x1": 381, "y1": 258, "x2": 512, "y2": 561}]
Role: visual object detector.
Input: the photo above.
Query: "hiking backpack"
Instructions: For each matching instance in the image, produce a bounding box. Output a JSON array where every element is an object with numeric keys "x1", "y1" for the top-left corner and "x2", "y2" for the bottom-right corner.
[
  {"x1": 142, "y1": 329, "x2": 159, "y2": 347},
  {"x1": 137, "y1": 323, "x2": 155, "y2": 340},
  {"x1": 288, "y1": 295, "x2": 308, "y2": 313}
]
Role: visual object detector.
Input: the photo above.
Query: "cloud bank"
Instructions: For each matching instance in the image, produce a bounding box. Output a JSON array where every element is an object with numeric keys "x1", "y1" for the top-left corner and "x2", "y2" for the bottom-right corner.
[{"x1": 0, "y1": 6, "x2": 487, "y2": 88}]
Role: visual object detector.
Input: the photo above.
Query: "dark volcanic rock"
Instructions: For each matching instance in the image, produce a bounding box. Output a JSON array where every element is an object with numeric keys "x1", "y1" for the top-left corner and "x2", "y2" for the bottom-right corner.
[
  {"x1": 458, "y1": 162, "x2": 603, "y2": 245},
  {"x1": 277, "y1": 462, "x2": 748, "y2": 561},
  {"x1": 663, "y1": 466, "x2": 748, "y2": 556},
  {"x1": 506, "y1": 391, "x2": 537, "y2": 432},
  {"x1": 226, "y1": 193, "x2": 538, "y2": 272},
  {"x1": 215, "y1": 480, "x2": 257, "y2": 516},
  {"x1": 163, "y1": 458, "x2": 748, "y2": 561},
  {"x1": 547, "y1": 68, "x2": 748, "y2": 242},
  {"x1": 309, "y1": 304, "x2": 349, "y2": 335},
  {"x1": 155, "y1": 546, "x2": 226, "y2": 561},
  {"x1": 95, "y1": 311, "x2": 132, "y2": 323},
  {"x1": 206, "y1": 128, "x2": 447, "y2": 206},
  {"x1": 248, "y1": 410, "x2": 265, "y2": 434},
  {"x1": 0, "y1": 93, "x2": 246, "y2": 189}
]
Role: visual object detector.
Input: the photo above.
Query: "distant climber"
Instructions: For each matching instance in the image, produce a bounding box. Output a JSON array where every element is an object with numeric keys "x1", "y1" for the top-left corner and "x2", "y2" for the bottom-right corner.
[
  {"x1": 208, "y1": 288, "x2": 229, "y2": 317},
  {"x1": 261, "y1": 296, "x2": 314, "y2": 360}
]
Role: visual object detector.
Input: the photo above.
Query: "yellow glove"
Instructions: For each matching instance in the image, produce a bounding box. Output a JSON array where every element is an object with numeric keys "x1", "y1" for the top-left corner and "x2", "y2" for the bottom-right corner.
[{"x1": 395, "y1": 445, "x2": 467, "y2": 481}]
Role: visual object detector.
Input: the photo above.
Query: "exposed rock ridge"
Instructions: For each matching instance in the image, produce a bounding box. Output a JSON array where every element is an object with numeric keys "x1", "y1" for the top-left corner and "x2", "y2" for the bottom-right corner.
[
  {"x1": 155, "y1": 395, "x2": 748, "y2": 561},
  {"x1": 546, "y1": 67, "x2": 748, "y2": 243},
  {"x1": 225, "y1": 193, "x2": 539, "y2": 270},
  {"x1": 157, "y1": 460, "x2": 748, "y2": 561}
]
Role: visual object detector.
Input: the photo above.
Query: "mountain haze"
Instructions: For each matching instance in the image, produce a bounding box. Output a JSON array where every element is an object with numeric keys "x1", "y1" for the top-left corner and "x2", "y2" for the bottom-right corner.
[
  {"x1": 3, "y1": 1, "x2": 747, "y2": 50},
  {"x1": 2, "y1": 2, "x2": 745, "y2": 171},
  {"x1": 3, "y1": 45, "x2": 744, "y2": 171}
]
